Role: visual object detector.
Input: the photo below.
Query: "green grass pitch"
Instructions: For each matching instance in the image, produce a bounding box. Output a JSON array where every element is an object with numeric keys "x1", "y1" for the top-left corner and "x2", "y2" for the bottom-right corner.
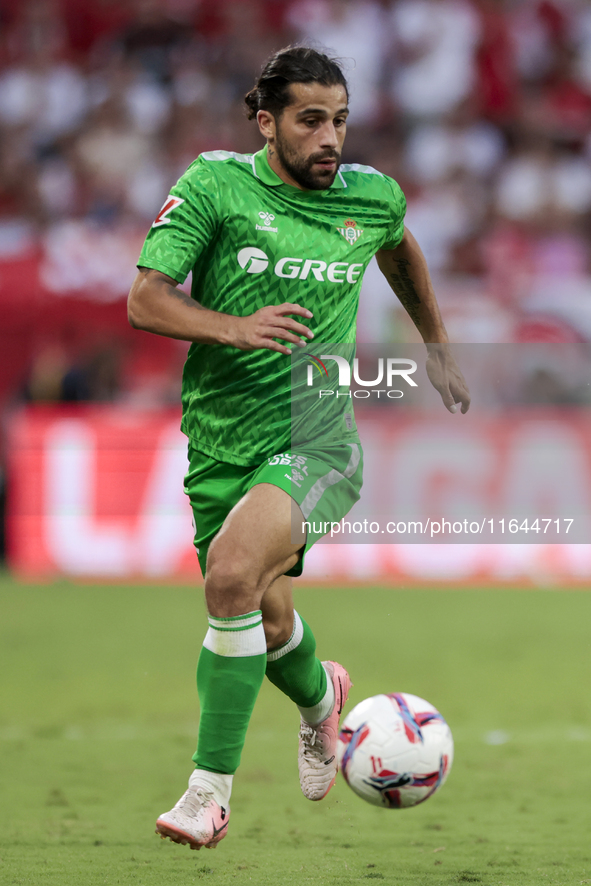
[{"x1": 1, "y1": 575, "x2": 591, "y2": 885}]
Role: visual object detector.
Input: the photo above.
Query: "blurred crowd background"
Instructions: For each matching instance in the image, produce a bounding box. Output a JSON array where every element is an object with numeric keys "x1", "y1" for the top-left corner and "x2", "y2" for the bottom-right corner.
[
  {"x1": 3, "y1": 0, "x2": 591, "y2": 560},
  {"x1": 3, "y1": 0, "x2": 591, "y2": 400}
]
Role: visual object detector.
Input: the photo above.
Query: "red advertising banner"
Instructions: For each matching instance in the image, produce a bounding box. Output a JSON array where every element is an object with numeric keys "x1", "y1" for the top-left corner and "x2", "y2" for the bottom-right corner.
[
  {"x1": 8, "y1": 406, "x2": 199, "y2": 580},
  {"x1": 7, "y1": 406, "x2": 591, "y2": 584}
]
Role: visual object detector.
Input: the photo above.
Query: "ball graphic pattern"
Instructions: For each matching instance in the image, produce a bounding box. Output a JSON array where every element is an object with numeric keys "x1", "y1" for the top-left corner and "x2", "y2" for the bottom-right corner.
[{"x1": 337, "y1": 692, "x2": 453, "y2": 808}]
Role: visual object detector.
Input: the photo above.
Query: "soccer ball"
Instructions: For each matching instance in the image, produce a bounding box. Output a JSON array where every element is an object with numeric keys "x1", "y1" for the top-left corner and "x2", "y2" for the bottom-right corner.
[{"x1": 337, "y1": 692, "x2": 453, "y2": 808}]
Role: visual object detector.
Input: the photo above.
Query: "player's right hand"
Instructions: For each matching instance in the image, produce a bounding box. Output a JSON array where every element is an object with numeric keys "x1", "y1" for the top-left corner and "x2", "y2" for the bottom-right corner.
[{"x1": 229, "y1": 303, "x2": 314, "y2": 355}]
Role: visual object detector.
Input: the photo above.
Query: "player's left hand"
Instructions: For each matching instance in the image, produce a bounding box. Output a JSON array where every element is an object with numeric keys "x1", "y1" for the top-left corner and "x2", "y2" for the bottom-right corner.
[{"x1": 425, "y1": 344, "x2": 470, "y2": 414}]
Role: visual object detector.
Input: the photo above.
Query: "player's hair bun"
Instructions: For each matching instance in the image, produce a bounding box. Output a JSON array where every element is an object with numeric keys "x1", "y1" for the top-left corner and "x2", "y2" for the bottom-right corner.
[{"x1": 243, "y1": 45, "x2": 348, "y2": 121}]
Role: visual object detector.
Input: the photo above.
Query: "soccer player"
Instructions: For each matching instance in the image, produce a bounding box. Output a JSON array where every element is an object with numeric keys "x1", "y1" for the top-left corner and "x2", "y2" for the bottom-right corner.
[{"x1": 128, "y1": 45, "x2": 470, "y2": 851}]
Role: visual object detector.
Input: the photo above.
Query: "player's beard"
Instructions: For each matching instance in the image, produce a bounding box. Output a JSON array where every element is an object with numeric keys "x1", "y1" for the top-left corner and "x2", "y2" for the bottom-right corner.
[{"x1": 273, "y1": 125, "x2": 341, "y2": 190}]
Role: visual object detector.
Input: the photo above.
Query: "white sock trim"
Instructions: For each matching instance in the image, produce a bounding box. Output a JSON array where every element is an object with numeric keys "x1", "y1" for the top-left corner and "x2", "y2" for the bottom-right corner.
[
  {"x1": 190, "y1": 769, "x2": 233, "y2": 809},
  {"x1": 266, "y1": 611, "x2": 304, "y2": 662},
  {"x1": 297, "y1": 663, "x2": 336, "y2": 725},
  {"x1": 208, "y1": 610, "x2": 262, "y2": 632},
  {"x1": 203, "y1": 612, "x2": 266, "y2": 658}
]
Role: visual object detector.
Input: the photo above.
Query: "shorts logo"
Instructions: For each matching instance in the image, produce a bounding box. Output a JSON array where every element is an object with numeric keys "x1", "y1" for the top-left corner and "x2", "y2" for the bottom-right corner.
[
  {"x1": 337, "y1": 218, "x2": 363, "y2": 244},
  {"x1": 237, "y1": 247, "x2": 269, "y2": 273},
  {"x1": 152, "y1": 195, "x2": 184, "y2": 227},
  {"x1": 268, "y1": 452, "x2": 309, "y2": 488},
  {"x1": 256, "y1": 211, "x2": 278, "y2": 233}
]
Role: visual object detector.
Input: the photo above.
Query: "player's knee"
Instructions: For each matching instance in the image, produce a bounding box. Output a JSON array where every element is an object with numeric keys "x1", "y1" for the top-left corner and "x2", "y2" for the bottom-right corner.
[{"x1": 204, "y1": 554, "x2": 262, "y2": 616}]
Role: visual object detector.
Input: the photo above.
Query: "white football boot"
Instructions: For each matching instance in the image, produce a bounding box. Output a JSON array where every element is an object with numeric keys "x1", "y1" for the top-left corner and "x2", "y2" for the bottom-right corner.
[
  {"x1": 298, "y1": 660, "x2": 352, "y2": 800},
  {"x1": 156, "y1": 771, "x2": 230, "y2": 850}
]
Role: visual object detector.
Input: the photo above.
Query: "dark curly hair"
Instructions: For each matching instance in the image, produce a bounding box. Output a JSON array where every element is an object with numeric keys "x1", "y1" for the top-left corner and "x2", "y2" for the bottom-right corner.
[{"x1": 244, "y1": 45, "x2": 349, "y2": 120}]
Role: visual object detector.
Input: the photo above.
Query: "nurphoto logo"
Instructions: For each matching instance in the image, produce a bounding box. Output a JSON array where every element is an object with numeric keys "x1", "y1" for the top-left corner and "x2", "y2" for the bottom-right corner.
[{"x1": 304, "y1": 354, "x2": 418, "y2": 400}]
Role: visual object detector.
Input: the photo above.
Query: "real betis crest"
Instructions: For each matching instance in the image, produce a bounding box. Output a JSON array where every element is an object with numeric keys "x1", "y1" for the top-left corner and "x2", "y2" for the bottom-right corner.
[{"x1": 337, "y1": 218, "x2": 363, "y2": 244}]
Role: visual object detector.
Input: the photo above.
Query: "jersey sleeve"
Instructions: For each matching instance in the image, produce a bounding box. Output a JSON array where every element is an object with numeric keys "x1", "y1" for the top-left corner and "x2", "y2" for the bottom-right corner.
[
  {"x1": 137, "y1": 157, "x2": 220, "y2": 283},
  {"x1": 380, "y1": 176, "x2": 407, "y2": 250}
]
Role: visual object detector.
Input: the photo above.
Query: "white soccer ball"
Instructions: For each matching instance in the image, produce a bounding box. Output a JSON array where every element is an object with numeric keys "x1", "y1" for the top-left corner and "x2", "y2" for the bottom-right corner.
[{"x1": 337, "y1": 692, "x2": 453, "y2": 808}]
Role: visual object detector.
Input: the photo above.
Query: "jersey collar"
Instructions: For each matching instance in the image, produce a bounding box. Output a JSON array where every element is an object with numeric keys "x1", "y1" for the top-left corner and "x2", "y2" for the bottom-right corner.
[{"x1": 253, "y1": 145, "x2": 346, "y2": 190}]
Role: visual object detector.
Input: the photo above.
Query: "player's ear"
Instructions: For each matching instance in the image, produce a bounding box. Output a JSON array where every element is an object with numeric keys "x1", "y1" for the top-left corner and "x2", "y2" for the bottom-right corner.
[{"x1": 257, "y1": 109, "x2": 275, "y2": 141}]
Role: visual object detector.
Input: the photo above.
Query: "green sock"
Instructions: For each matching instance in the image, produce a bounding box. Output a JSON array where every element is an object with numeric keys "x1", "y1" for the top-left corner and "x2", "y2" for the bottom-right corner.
[
  {"x1": 265, "y1": 611, "x2": 327, "y2": 707},
  {"x1": 193, "y1": 610, "x2": 267, "y2": 775}
]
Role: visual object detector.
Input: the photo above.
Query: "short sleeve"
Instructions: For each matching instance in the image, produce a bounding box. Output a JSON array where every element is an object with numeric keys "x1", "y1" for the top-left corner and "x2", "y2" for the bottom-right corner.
[
  {"x1": 137, "y1": 157, "x2": 220, "y2": 283},
  {"x1": 380, "y1": 176, "x2": 407, "y2": 250}
]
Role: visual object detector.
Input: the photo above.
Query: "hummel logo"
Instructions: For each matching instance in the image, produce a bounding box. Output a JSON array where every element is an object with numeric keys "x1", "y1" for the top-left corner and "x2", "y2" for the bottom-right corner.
[
  {"x1": 256, "y1": 210, "x2": 278, "y2": 233},
  {"x1": 324, "y1": 755, "x2": 336, "y2": 766}
]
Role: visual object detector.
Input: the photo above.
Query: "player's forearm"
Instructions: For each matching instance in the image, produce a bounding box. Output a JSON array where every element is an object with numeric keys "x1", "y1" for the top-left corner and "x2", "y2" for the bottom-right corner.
[
  {"x1": 376, "y1": 228, "x2": 449, "y2": 344},
  {"x1": 127, "y1": 269, "x2": 236, "y2": 345}
]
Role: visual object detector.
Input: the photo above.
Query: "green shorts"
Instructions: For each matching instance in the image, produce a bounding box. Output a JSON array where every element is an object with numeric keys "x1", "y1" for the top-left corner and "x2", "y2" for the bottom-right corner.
[{"x1": 184, "y1": 440, "x2": 363, "y2": 578}]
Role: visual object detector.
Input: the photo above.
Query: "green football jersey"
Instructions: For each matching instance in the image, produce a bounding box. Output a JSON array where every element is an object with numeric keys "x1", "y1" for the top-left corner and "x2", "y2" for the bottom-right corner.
[{"x1": 137, "y1": 146, "x2": 406, "y2": 465}]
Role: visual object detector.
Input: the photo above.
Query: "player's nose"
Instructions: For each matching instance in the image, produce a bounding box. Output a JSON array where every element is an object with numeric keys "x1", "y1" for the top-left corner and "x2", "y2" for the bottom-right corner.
[{"x1": 318, "y1": 121, "x2": 339, "y2": 148}]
